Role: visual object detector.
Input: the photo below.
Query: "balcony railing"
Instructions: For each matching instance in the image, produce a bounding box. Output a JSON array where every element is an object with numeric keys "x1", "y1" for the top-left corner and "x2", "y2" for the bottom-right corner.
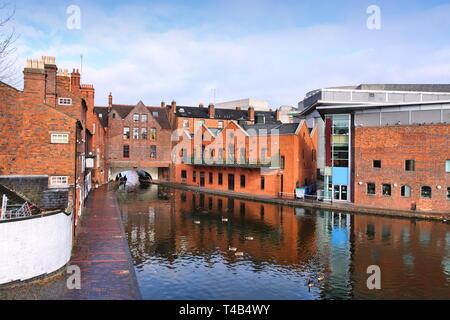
[{"x1": 183, "y1": 156, "x2": 280, "y2": 168}]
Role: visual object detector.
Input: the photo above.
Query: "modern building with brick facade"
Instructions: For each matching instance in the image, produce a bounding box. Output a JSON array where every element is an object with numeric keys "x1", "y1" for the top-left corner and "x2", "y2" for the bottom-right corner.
[
  {"x1": 0, "y1": 56, "x2": 108, "y2": 223},
  {"x1": 299, "y1": 84, "x2": 450, "y2": 213},
  {"x1": 95, "y1": 95, "x2": 172, "y2": 181}
]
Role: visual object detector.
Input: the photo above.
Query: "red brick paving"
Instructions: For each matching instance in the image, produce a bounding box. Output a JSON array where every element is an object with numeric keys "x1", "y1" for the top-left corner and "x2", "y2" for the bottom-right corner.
[{"x1": 64, "y1": 185, "x2": 141, "y2": 300}]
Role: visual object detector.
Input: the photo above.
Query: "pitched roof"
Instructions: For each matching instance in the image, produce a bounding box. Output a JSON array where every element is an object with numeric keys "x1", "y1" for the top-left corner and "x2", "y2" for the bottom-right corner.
[
  {"x1": 94, "y1": 106, "x2": 109, "y2": 127},
  {"x1": 175, "y1": 106, "x2": 279, "y2": 124},
  {"x1": 94, "y1": 103, "x2": 172, "y2": 129}
]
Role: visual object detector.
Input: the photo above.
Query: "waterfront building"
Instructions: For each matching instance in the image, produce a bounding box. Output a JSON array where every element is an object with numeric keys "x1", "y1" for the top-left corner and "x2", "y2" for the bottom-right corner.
[
  {"x1": 0, "y1": 56, "x2": 107, "y2": 220},
  {"x1": 298, "y1": 84, "x2": 450, "y2": 212},
  {"x1": 172, "y1": 116, "x2": 317, "y2": 197},
  {"x1": 95, "y1": 95, "x2": 172, "y2": 181}
]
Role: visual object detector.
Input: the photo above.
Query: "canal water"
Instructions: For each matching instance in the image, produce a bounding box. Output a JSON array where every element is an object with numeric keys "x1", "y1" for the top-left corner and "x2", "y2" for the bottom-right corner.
[{"x1": 116, "y1": 185, "x2": 450, "y2": 300}]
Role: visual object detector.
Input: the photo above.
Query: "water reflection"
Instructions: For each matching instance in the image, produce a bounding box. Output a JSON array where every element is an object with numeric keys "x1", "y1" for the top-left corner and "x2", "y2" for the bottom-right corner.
[{"x1": 116, "y1": 185, "x2": 450, "y2": 300}]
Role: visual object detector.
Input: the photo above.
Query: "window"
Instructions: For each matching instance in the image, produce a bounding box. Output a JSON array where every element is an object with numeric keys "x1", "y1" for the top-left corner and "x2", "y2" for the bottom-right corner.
[
  {"x1": 123, "y1": 145, "x2": 130, "y2": 158},
  {"x1": 133, "y1": 128, "x2": 139, "y2": 140},
  {"x1": 123, "y1": 127, "x2": 130, "y2": 140},
  {"x1": 193, "y1": 171, "x2": 197, "y2": 183},
  {"x1": 133, "y1": 113, "x2": 139, "y2": 122},
  {"x1": 261, "y1": 148, "x2": 267, "y2": 162},
  {"x1": 367, "y1": 183, "x2": 376, "y2": 195},
  {"x1": 421, "y1": 186, "x2": 432, "y2": 198},
  {"x1": 401, "y1": 185, "x2": 411, "y2": 198},
  {"x1": 280, "y1": 156, "x2": 285, "y2": 169},
  {"x1": 112, "y1": 113, "x2": 116, "y2": 119},
  {"x1": 447, "y1": 187, "x2": 450, "y2": 200},
  {"x1": 58, "y1": 97, "x2": 72, "y2": 105},
  {"x1": 150, "y1": 145, "x2": 157, "y2": 159},
  {"x1": 152, "y1": 111, "x2": 159, "y2": 117},
  {"x1": 240, "y1": 147, "x2": 246, "y2": 164},
  {"x1": 93, "y1": 123, "x2": 96, "y2": 134},
  {"x1": 183, "y1": 119, "x2": 189, "y2": 128},
  {"x1": 181, "y1": 170, "x2": 187, "y2": 179},
  {"x1": 150, "y1": 128, "x2": 157, "y2": 140},
  {"x1": 261, "y1": 176, "x2": 265, "y2": 190},
  {"x1": 51, "y1": 133, "x2": 69, "y2": 144},
  {"x1": 141, "y1": 114, "x2": 148, "y2": 122},
  {"x1": 446, "y1": 160, "x2": 450, "y2": 173},
  {"x1": 209, "y1": 172, "x2": 213, "y2": 184},
  {"x1": 382, "y1": 184, "x2": 391, "y2": 196},
  {"x1": 141, "y1": 128, "x2": 148, "y2": 140},
  {"x1": 240, "y1": 175, "x2": 246, "y2": 188},
  {"x1": 218, "y1": 173, "x2": 223, "y2": 185},
  {"x1": 405, "y1": 160, "x2": 415, "y2": 171},
  {"x1": 373, "y1": 160, "x2": 381, "y2": 168},
  {"x1": 50, "y1": 176, "x2": 68, "y2": 187},
  {"x1": 218, "y1": 121, "x2": 224, "y2": 129}
]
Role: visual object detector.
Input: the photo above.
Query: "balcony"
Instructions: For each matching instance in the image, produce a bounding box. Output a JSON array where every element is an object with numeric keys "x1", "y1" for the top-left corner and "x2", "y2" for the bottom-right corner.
[{"x1": 184, "y1": 157, "x2": 279, "y2": 169}]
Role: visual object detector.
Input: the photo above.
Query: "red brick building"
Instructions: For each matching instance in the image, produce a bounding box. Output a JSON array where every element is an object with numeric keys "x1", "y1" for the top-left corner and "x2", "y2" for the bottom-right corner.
[
  {"x1": 0, "y1": 56, "x2": 108, "y2": 223},
  {"x1": 171, "y1": 102, "x2": 318, "y2": 197},
  {"x1": 95, "y1": 95, "x2": 172, "y2": 181}
]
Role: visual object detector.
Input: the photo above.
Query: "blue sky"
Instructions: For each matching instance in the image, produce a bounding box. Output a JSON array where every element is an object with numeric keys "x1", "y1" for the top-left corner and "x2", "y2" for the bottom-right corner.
[{"x1": 6, "y1": 0, "x2": 450, "y2": 107}]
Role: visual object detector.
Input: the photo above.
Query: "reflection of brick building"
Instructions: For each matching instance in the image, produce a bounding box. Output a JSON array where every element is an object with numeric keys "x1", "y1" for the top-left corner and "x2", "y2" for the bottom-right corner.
[
  {"x1": 95, "y1": 96, "x2": 172, "y2": 181},
  {"x1": 121, "y1": 188, "x2": 317, "y2": 266},
  {"x1": 350, "y1": 214, "x2": 450, "y2": 299},
  {"x1": 0, "y1": 56, "x2": 107, "y2": 222}
]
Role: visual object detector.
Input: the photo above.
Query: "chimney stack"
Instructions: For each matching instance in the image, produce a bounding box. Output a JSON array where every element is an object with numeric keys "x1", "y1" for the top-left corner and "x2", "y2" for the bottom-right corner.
[
  {"x1": 199, "y1": 103, "x2": 204, "y2": 108},
  {"x1": 208, "y1": 103, "x2": 215, "y2": 118},
  {"x1": 171, "y1": 100, "x2": 177, "y2": 113},
  {"x1": 235, "y1": 106, "x2": 241, "y2": 111},
  {"x1": 108, "y1": 92, "x2": 113, "y2": 107},
  {"x1": 161, "y1": 101, "x2": 166, "y2": 108},
  {"x1": 42, "y1": 56, "x2": 57, "y2": 106},
  {"x1": 70, "y1": 69, "x2": 81, "y2": 93},
  {"x1": 23, "y1": 58, "x2": 46, "y2": 102},
  {"x1": 57, "y1": 68, "x2": 70, "y2": 91},
  {"x1": 248, "y1": 106, "x2": 255, "y2": 123},
  {"x1": 275, "y1": 109, "x2": 281, "y2": 122}
]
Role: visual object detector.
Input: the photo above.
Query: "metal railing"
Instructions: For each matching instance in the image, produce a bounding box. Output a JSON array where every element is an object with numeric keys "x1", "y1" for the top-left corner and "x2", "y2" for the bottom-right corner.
[{"x1": 0, "y1": 195, "x2": 33, "y2": 221}]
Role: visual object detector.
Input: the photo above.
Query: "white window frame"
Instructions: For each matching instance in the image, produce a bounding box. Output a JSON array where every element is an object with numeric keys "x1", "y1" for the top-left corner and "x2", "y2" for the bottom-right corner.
[
  {"x1": 50, "y1": 132, "x2": 69, "y2": 144},
  {"x1": 58, "y1": 97, "x2": 72, "y2": 106},
  {"x1": 50, "y1": 176, "x2": 69, "y2": 188}
]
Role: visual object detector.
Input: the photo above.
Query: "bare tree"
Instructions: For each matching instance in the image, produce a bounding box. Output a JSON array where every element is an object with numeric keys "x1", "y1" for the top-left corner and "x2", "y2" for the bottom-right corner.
[{"x1": 0, "y1": 2, "x2": 18, "y2": 85}]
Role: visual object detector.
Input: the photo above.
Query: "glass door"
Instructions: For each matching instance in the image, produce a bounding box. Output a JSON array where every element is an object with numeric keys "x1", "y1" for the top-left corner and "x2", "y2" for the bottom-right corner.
[{"x1": 333, "y1": 185, "x2": 348, "y2": 201}]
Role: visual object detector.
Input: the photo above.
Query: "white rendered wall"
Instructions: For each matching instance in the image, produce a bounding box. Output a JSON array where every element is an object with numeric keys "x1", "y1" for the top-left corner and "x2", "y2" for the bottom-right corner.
[{"x1": 0, "y1": 212, "x2": 73, "y2": 285}]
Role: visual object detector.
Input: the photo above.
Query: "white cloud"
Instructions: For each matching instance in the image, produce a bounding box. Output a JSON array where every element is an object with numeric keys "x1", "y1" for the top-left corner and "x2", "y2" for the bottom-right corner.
[{"x1": 9, "y1": 2, "x2": 450, "y2": 107}]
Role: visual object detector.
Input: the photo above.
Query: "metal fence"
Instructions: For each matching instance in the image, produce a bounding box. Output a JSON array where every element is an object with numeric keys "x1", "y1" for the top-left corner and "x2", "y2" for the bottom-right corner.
[{"x1": 0, "y1": 195, "x2": 33, "y2": 221}]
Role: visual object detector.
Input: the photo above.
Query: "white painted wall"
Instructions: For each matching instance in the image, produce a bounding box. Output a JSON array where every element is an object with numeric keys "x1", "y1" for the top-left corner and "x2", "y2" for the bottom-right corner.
[{"x1": 0, "y1": 212, "x2": 73, "y2": 285}]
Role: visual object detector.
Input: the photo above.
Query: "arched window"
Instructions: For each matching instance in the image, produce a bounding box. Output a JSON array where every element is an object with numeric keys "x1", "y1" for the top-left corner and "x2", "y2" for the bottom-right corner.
[
  {"x1": 421, "y1": 186, "x2": 432, "y2": 198},
  {"x1": 401, "y1": 185, "x2": 411, "y2": 198}
]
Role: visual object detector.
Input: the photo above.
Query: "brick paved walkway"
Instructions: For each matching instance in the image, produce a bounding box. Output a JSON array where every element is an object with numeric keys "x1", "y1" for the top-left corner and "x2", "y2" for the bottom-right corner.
[{"x1": 64, "y1": 185, "x2": 141, "y2": 300}]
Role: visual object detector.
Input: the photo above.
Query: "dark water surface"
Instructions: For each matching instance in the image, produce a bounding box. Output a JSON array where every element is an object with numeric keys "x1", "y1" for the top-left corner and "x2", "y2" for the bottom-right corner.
[{"x1": 116, "y1": 185, "x2": 450, "y2": 300}]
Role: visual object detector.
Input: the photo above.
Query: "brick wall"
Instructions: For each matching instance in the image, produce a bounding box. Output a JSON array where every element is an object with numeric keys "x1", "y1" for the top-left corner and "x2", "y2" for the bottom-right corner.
[
  {"x1": 107, "y1": 104, "x2": 172, "y2": 172},
  {"x1": 354, "y1": 124, "x2": 450, "y2": 212}
]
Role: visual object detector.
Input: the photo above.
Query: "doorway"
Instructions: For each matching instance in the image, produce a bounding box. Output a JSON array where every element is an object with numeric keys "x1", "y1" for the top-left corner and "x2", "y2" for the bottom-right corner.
[{"x1": 333, "y1": 185, "x2": 348, "y2": 201}]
